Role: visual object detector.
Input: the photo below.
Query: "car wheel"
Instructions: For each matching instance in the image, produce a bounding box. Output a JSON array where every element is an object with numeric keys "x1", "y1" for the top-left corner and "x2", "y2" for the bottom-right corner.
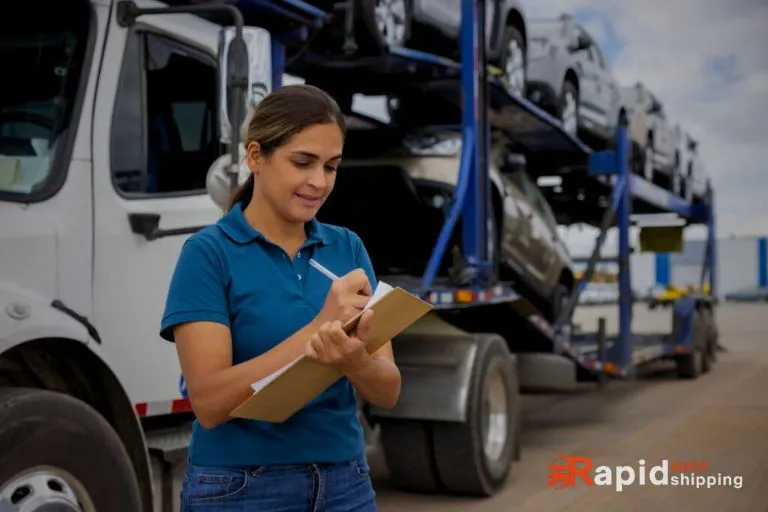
[
  {"x1": 498, "y1": 25, "x2": 526, "y2": 98},
  {"x1": 642, "y1": 139, "x2": 655, "y2": 181},
  {"x1": 671, "y1": 153, "x2": 682, "y2": 195},
  {"x1": 550, "y1": 284, "x2": 570, "y2": 325},
  {"x1": 559, "y1": 81, "x2": 579, "y2": 136},
  {"x1": 358, "y1": 0, "x2": 412, "y2": 50}
]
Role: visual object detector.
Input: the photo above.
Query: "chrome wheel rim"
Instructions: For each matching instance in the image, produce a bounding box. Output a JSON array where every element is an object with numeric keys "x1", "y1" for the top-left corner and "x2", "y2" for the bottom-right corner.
[
  {"x1": 504, "y1": 39, "x2": 525, "y2": 97},
  {"x1": 374, "y1": 0, "x2": 407, "y2": 47},
  {"x1": 562, "y1": 92, "x2": 578, "y2": 135},
  {"x1": 0, "y1": 467, "x2": 96, "y2": 512},
  {"x1": 482, "y1": 365, "x2": 509, "y2": 462}
]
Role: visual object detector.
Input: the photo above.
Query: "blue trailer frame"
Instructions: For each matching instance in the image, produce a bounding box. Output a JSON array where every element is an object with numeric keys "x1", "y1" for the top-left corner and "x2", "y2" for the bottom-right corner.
[{"x1": 228, "y1": 0, "x2": 718, "y2": 379}]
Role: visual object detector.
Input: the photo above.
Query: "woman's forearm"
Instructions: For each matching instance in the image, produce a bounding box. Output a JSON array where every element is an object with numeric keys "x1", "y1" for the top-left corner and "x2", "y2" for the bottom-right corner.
[
  {"x1": 184, "y1": 317, "x2": 323, "y2": 429},
  {"x1": 344, "y1": 355, "x2": 401, "y2": 409}
]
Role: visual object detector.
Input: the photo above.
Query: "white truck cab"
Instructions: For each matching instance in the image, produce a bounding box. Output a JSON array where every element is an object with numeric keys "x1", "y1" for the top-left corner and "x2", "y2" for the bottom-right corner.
[{"x1": 0, "y1": 1, "x2": 270, "y2": 509}]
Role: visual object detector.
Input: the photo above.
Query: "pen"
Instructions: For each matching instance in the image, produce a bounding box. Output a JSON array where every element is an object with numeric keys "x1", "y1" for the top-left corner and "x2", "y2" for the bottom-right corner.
[{"x1": 309, "y1": 258, "x2": 339, "y2": 281}]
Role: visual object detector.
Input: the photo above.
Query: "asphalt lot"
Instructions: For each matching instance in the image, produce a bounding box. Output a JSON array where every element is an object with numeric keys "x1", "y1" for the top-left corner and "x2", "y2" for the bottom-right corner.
[{"x1": 371, "y1": 303, "x2": 768, "y2": 512}]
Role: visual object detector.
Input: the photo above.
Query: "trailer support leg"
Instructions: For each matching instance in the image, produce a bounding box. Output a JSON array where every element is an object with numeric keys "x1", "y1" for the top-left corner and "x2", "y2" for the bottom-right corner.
[{"x1": 597, "y1": 317, "x2": 607, "y2": 388}]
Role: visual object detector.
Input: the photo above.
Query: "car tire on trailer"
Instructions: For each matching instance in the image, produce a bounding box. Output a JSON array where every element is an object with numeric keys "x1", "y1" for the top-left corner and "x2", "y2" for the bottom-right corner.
[
  {"x1": 358, "y1": 0, "x2": 413, "y2": 51},
  {"x1": 550, "y1": 283, "x2": 570, "y2": 324},
  {"x1": 0, "y1": 387, "x2": 142, "y2": 512},
  {"x1": 642, "y1": 137, "x2": 655, "y2": 182},
  {"x1": 379, "y1": 419, "x2": 442, "y2": 493},
  {"x1": 497, "y1": 25, "x2": 526, "y2": 98},
  {"x1": 431, "y1": 334, "x2": 520, "y2": 497},
  {"x1": 559, "y1": 80, "x2": 579, "y2": 136}
]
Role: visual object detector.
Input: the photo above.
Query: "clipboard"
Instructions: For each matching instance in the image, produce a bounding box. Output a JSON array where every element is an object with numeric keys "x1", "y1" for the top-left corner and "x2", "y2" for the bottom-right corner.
[{"x1": 229, "y1": 283, "x2": 433, "y2": 423}]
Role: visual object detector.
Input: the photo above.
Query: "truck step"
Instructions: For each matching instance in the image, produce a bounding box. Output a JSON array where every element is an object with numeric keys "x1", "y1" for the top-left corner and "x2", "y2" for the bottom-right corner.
[{"x1": 145, "y1": 424, "x2": 192, "y2": 465}]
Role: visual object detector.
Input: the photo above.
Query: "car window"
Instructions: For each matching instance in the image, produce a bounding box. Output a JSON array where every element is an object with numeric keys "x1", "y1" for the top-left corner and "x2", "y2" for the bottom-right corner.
[
  {"x1": 111, "y1": 30, "x2": 220, "y2": 196},
  {"x1": 507, "y1": 170, "x2": 530, "y2": 199},
  {"x1": 589, "y1": 46, "x2": 605, "y2": 69},
  {"x1": 508, "y1": 170, "x2": 559, "y2": 226},
  {"x1": 529, "y1": 184, "x2": 559, "y2": 228}
]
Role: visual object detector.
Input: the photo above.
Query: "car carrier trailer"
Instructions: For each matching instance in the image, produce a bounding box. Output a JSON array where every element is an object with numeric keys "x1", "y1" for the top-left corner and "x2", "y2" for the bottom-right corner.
[
  {"x1": 277, "y1": 0, "x2": 720, "y2": 498},
  {"x1": 0, "y1": 0, "x2": 718, "y2": 510}
]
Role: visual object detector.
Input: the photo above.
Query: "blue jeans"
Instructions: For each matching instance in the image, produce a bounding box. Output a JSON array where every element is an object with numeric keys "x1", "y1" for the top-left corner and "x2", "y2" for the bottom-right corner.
[{"x1": 180, "y1": 452, "x2": 377, "y2": 511}]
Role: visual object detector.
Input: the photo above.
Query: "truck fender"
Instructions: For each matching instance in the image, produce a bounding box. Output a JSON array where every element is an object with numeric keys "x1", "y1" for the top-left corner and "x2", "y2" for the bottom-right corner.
[
  {"x1": 0, "y1": 286, "x2": 90, "y2": 350},
  {"x1": 0, "y1": 286, "x2": 154, "y2": 511},
  {"x1": 368, "y1": 330, "x2": 480, "y2": 423}
]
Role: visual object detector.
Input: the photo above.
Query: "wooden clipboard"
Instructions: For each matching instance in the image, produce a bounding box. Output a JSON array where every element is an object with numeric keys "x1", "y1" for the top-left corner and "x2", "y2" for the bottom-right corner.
[{"x1": 229, "y1": 285, "x2": 432, "y2": 423}]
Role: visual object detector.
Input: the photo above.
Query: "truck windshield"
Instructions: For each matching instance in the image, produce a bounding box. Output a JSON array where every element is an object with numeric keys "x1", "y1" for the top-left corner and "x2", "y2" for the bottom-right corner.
[{"x1": 0, "y1": 4, "x2": 91, "y2": 200}]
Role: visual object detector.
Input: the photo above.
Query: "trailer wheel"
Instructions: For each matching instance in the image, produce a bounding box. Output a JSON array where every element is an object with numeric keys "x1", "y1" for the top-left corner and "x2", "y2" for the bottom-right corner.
[
  {"x1": 676, "y1": 310, "x2": 707, "y2": 379},
  {"x1": 431, "y1": 334, "x2": 520, "y2": 496},
  {"x1": 699, "y1": 308, "x2": 716, "y2": 372},
  {"x1": 0, "y1": 388, "x2": 141, "y2": 512},
  {"x1": 701, "y1": 307, "x2": 719, "y2": 363},
  {"x1": 379, "y1": 419, "x2": 441, "y2": 493}
]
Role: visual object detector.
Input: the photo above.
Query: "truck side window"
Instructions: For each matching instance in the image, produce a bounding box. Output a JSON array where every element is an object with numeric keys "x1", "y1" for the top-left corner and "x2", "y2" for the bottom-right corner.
[{"x1": 111, "y1": 31, "x2": 220, "y2": 196}]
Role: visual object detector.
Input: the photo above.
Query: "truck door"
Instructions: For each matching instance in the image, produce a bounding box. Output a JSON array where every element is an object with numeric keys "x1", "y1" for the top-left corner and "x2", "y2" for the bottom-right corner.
[{"x1": 91, "y1": 19, "x2": 225, "y2": 406}]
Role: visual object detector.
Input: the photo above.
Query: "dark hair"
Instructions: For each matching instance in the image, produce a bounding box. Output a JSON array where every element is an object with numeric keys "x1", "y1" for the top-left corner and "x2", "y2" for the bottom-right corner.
[{"x1": 227, "y1": 84, "x2": 347, "y2": 211}]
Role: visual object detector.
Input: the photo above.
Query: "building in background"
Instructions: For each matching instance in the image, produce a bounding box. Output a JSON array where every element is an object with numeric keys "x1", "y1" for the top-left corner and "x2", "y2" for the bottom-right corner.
[{"x1": 654, "y1": 235, "x2": 768, "y2": 298}]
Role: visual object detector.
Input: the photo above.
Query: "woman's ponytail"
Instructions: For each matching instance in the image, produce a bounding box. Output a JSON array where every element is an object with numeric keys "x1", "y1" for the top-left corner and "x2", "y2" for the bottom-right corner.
[{"x1": 227, "y1": 174, "x2": 255, "y2": 211}]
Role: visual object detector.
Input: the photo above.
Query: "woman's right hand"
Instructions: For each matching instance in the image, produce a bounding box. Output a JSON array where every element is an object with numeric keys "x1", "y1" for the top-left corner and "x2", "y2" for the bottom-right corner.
[{"x1": 318, "y1": 269, "x2": 372, "y2": 324}]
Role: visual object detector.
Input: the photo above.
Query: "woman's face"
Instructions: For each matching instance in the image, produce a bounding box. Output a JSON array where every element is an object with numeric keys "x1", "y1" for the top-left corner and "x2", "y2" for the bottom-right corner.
[{"x1": 248, "y1": 122, "x2": 343, "y2": 224}]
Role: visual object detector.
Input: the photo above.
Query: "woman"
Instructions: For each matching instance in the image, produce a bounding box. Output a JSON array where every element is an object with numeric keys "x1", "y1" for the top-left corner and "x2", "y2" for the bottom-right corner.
[{"x1": 160, "y1": 84, "x2": 401, "y2": 511}]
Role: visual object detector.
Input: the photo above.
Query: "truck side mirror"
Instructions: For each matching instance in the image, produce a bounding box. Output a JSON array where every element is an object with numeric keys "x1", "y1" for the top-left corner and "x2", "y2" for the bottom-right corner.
[
  {"x1": 217, "y1": 26, "x2": 272, "y2": 145},
  {"x1": 205, "y1": 147, "x2": 251, "y2": 210},
  {"x1": 209, "y1": 26, "x2": 271, "y2": 210}
]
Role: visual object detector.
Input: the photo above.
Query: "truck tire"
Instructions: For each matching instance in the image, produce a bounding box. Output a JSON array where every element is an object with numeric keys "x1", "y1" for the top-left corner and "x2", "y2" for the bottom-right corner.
[
  {"x1": 0, "y1": 387, "x2": 142, "y2": 512},
  {"x1": 431, "y1": 334, "x2": 520, "y2": 496},
  {"x1": 379, "y1": 419, "x2": 441, "y2": 493}
]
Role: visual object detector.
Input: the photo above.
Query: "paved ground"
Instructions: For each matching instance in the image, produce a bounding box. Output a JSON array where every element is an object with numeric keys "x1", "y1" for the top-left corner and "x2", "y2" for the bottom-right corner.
[{"x1": 370, "y1": 303, "x2": 768, "y2": 512}]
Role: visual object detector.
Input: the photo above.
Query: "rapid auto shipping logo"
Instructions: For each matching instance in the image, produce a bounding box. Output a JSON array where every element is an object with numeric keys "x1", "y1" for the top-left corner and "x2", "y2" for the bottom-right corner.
[{"x1": 549, "y1": 454, "x2": 743, "y2": 492}]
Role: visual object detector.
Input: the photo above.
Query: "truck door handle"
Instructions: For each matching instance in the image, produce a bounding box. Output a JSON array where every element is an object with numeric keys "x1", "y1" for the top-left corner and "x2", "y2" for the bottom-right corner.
[{"x1": 128, "y1": 213, "x2": 206, "y2": 241}]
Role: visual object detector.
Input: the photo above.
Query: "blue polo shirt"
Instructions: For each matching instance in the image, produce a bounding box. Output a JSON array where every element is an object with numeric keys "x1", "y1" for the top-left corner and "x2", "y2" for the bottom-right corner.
[{"x1": 159, "y1": 202, "x2": 377, "y2": 468}]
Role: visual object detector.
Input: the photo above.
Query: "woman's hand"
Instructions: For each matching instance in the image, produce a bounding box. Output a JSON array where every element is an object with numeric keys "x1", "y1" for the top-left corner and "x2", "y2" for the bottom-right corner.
[
  {"x1": 317, "y1": 269, "x2": 372, "y2": 324},
  {"x1": 305, "y1": 309, "x2": 375, "y2": 372}
]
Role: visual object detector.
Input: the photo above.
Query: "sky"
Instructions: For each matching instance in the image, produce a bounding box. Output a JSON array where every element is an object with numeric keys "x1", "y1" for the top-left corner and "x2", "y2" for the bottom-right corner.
[{"x1": 518, "y1": 0, "x2": 768, "y2": 254}]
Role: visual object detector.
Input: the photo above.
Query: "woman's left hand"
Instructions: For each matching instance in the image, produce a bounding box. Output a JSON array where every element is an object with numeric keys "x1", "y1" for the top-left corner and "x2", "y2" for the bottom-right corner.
[{"x1": 305, "y1": 309, "x2": 374, "y2": 372}]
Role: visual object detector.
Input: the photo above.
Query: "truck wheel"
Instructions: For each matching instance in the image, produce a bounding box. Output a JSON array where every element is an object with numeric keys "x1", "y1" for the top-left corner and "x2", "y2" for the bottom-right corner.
[
  {"x1": 431, "y1": 334, "x2": 520, "y2": 497},
  {"x1": 0, "y1": 388, "x2": 142, "y2": 512},
  {"x1": 379, "y1": 419, "x2": 441, "y2": 493}
]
